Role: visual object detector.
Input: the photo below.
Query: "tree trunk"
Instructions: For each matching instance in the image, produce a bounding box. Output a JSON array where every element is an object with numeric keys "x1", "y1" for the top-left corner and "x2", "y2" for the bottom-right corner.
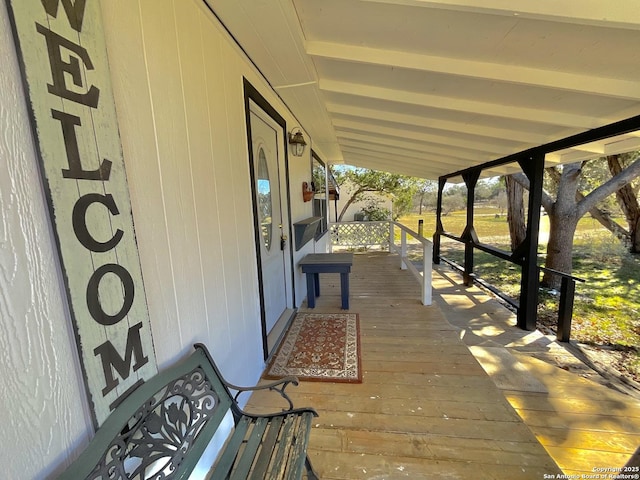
[
  {"x1": 337, "y1": 187, "x2": 367, "y2": 221},
  {"x1": 543, "y1": 211, "x2": 579, "y2": 289},
  {"x1": 607, "y1": 155, "x2": 640, "y2": 253},
  {"x1": 541, "y1": 163, "x2": 583, "y2": 289},
  {"x1": 505, "y1": 175, "x2": 526, "y2": 251},
  {"x1": 337, "y1": 194, "x2": 358, "y2": 222},
  {"x1": 633, "y1": 220, "x2": 640, "y2": 253}
]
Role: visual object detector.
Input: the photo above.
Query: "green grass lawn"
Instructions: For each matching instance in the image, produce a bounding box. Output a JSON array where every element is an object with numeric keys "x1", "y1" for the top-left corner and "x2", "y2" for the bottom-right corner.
[{"x1": 398, "y1": 208, "x2": 640, "y2": 380}]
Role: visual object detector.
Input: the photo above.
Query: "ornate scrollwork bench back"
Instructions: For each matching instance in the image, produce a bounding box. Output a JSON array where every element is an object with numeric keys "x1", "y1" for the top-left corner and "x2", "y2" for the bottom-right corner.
[{"x1": 57, "y1": 343, "x2": 319, "y2": 480}]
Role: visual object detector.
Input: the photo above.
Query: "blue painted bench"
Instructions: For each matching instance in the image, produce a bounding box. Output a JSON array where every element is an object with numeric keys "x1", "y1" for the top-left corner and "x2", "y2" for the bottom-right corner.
[
  {"x1": 58, "y1": 343, "x2": 319, "y2": 479},
  {"x1": 299, "y1": 253, "x2": 354, "y2": 310}
]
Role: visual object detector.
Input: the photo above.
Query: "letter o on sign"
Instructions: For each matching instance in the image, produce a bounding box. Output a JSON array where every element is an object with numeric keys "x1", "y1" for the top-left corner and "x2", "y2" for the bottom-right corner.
[{"x1": 86, "y1": 264, "x2": 135, "y2": 325}]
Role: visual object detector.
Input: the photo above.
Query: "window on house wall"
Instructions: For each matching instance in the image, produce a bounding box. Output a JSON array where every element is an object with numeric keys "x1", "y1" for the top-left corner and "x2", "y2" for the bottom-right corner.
[{"x1": 311, "y1": 152, "x2": 328, "y2": 239}]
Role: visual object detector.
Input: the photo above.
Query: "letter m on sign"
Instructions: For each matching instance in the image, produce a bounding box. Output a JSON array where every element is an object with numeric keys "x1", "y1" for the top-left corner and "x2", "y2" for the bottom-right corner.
[{"x1": 94, "y1": 323, "x2": 149, "y2": 397}]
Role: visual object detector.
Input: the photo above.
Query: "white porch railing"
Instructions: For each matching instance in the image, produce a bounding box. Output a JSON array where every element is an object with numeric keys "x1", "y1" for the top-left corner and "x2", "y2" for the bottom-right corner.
[
  {"x1": 329, "y1": 221, "x2": 432, "y2": 305},
  {"x1": 329, "y1": 221, "x2": 390, "y2": 251}
]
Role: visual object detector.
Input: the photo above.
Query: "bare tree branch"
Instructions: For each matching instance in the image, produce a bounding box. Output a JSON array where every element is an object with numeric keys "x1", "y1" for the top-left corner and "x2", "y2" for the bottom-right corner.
[
  {"x1": 577, "y1": 156, "x2": 640, "y2": 217},
  {"x1": 576, "y1": 190, "x2": 629, "y2": 240},
  {"x1": 510, "y1": 172, "x2": 555, "y2": 211}
]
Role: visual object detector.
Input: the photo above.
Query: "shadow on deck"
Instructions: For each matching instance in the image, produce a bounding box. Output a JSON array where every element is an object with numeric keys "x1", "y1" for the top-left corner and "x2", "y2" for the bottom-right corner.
[{"x1": 247, "y1": 252, "x2": 640, "y2": 479}]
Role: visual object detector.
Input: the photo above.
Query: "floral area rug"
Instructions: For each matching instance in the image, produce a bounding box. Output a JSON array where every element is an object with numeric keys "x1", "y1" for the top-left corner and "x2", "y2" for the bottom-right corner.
[{"x1": 265, "y1": 312, "x2": 361, "y2": 383}]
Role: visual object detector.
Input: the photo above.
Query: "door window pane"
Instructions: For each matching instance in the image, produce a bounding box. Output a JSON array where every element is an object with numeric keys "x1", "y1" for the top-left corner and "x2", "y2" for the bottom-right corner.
[
  {"x1": 257, "y1": 148, "x2": 272, "y2": 250},
  {"x1": 312, "y1": 152, "x2": 328, "y2": 238}
]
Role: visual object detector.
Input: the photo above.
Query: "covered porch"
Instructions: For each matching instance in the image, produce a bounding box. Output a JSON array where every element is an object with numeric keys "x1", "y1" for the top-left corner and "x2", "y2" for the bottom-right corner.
[
  {"x1": 247, "y1": 252, "x2": 640, "y2": 478},
  {"x1": 3, "y1": 1, "x2": 640, "y2": 477}
]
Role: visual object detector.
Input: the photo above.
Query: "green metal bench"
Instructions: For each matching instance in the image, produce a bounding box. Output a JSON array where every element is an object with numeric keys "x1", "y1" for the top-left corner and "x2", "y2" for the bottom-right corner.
[{"x1": 58, "y1": 343, "x2": 319, "y2": 479}]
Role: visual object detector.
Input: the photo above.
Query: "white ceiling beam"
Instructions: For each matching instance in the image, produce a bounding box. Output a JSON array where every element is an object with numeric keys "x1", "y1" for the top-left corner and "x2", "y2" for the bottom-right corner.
[
  {"x1": 547, "y1": 136, "x2": 640, "y2": 164},
  {"x1": 579, "y1": 136, "x2": 640, "y2": 156},
  {"x1": 542, "y1": 153, "x2": 563, "y2": 164},
  {"x1": 342, "y1": 145, "x2": 514, "y2": 176},
  {"x1": 332, "y1": 118, "x2": 513, "y2": 156},
  {"x1": 341, "y1": 146, "x2": 438, "y2": 167},
  {"x1": 341, "y1": 152, "x2": 432, "y2": 173},
  {"x1": 359, "y1": 0, "x2": 640, "y2": 30},
  {"x1": 338, "y1": 137, "x2": 484, "y2": 167},
  {"x1": 567, "y1": 144, "x2": 606, "y2": 155},
  {"x1": 340, "y1": 153, "x2": 452, "y2": 178},
  {"x1": 336, "y1": 118, "x2": 640, "y2": 173},
  {"x1": 340, "y1": 142, "x2": 476, "y2": 170},
  {"x1": 308, "y1": 42, "x2": 640, "y2": 101},
  {"x1": 340, "y1": 131, "x2": 598, "y2": 175},
  {"x1": 602, "y1": 137, "x2": 640, "y2": 155},
  {"x1": 549, "y1": 150, "x2": 603, "y2": 165},
  {"x1": 342, "y1": 151, "x2": 515, "y2": 179},
  {"x1": 320, "y1": 80, "x2": 605, "y2": 129},
  {"x1": 327, "y1": 103, "x2": 551, "y2": 145},
  {"x1": 336, "y1": 131, "x2": 490, "y2": 162}
]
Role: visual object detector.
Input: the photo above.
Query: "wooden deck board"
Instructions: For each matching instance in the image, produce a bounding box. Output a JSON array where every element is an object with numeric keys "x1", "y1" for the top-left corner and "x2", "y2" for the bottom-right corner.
[{"x1": 248, "y1": 252, "x2": 563, "y2": 478}]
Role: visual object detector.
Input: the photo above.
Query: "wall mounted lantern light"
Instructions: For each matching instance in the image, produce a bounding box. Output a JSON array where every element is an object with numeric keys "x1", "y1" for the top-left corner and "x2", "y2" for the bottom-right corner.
[{"x1": 288, "y1": 128, "x2": 307, "y2": 157}]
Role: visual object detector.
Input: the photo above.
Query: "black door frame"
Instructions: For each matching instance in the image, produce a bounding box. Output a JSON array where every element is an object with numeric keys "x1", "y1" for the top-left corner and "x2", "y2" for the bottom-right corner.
[{"x1": 243, "y1": 78, "x2": 295, "y2": 360}]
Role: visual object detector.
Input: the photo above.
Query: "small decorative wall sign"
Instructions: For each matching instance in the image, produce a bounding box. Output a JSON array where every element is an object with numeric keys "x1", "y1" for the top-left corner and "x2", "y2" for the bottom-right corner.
[{"x1": 5, "y1": 0, "x2": 158, "y2": 427}]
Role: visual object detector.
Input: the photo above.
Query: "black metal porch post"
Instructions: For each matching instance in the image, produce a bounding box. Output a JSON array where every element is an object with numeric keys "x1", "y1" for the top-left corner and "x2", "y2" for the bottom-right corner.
[
  {"x1": 462, "y1": 170, "x2": 480, "y2": 287},
  {"x1": 517, "y1": 153, "x2": 545, "y2": 330},
  {"x1": 433, "y1": 177, "x2": 446, "y2": 264}
]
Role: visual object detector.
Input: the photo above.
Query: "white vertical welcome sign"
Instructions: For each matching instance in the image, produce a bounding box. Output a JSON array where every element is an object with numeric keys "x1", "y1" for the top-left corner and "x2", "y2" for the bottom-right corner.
[{"x1": 5, "y1": 0, "x2": 157, "y2": 427}]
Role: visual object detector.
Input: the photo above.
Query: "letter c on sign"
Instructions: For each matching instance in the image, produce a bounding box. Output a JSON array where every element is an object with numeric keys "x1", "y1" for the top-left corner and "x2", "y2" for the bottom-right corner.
[
  {"x1": 87, "y1": 264, "x2": 135, "y2": 326},
  {"x1": 73, "y1": 193, "x2": 124, "y2": 252}
]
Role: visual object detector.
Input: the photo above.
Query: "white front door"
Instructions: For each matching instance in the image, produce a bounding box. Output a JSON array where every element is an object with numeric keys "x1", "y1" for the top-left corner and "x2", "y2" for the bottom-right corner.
[{"x1": 249, "y1": 103, "x2": 290, "y2": 347}]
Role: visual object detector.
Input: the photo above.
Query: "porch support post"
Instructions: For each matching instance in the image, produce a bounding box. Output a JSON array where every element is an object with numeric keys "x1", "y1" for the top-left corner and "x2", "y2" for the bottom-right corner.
[
  {"x1": 517, "y1": 153, "x2": 545, "y2": 330},
  {"x1": 461, "y1": 170, "x2": 480, "y2": 287},
  {"x1": 422, "y1": 240, "x2": 433, "y2": 305},
  {"x1": 400, "y1": 229, "x2": 407, "y2": 270},
  {"x1": 433, "y1": 177, "x2": 446, "y2": 264},
  {"x1": 557, "y1": 276, "x2": 576, "y2": 342}
]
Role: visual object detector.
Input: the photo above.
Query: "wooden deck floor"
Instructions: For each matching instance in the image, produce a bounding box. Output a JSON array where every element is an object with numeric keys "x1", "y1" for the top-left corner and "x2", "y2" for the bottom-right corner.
[{"x1": 248, "y1": 252, "x2": 563, "y2": 479}]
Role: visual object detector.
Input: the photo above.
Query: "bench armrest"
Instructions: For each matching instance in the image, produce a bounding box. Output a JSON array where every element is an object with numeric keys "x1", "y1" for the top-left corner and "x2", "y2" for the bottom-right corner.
[
  {"x1": 229, "y1": 376, "x2": 300, "y2": 411},
  {"x1": 227, "y1": 376, "x2": 318, "y2": 420},
  {"x1": 193, "y1": 344, "x2": 317, "y2": 418}
]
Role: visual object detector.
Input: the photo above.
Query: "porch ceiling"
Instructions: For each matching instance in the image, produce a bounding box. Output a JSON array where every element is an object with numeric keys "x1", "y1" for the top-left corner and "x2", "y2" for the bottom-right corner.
[{"x1": 206, "y1": 0, "x2": 640, "y2": 179}]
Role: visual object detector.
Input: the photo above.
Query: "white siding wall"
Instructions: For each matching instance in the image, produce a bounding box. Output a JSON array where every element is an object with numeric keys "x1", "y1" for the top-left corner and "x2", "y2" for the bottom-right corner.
[
  {"x1": 0, "y1": 0, "x2": 321, "y2": 477},
  {"x1": 288, "y1": 148, "x2": 328, "y2": 302}
]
